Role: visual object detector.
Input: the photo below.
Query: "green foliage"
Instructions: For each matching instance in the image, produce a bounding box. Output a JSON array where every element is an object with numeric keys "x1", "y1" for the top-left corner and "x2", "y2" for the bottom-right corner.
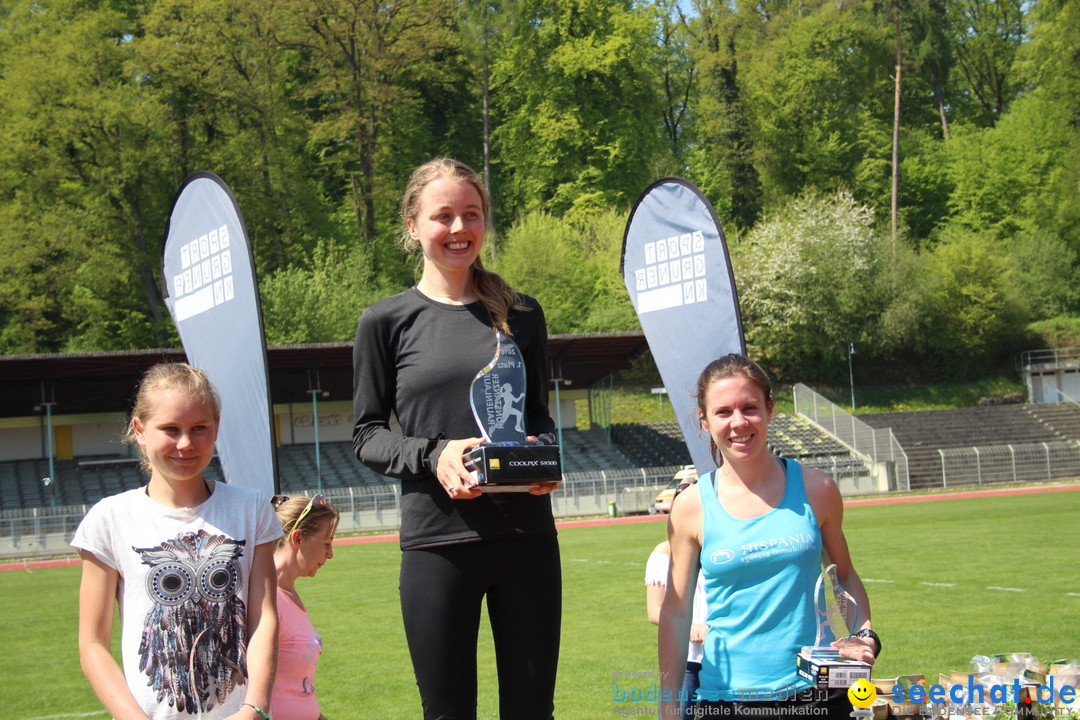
[
  {"x1": 138, "y1": 0, "x2": 335, "y2": 274},
  {"x1": 835, "y1": 375, "x2": 1028, "y2": 413},
  {"x1": 948, "y1": 0, "x2": 1026, "y2": 124},
  {"x1": 491, "y1": 0, "x2": 664, "y2": 218},
  {"x1": 896, "y1": 128, "x2": 954, "y2": 245},
  {"x1": 734, "y1": 190, "x2": 887, "y2": 381},
  {"x1": 0, "y1": 0, "x2": 1076, "y2": 383},
  {"x1": 493, "y1": 208, "x2": 638, "y2": 334},
  {"x1": 5, "y1": 493, "x2": 1080, "y2": 717},
  {"x1": 1019, "y1": 0, "x2": 1080, "y2": 126},
  {"x1": 922, "y1": 228, "x2": 1028, "y2": 372},
  {"x1": 869, "y1": 258, "x2": 938, "y2": 372},
  {"x1": 1008, "y1": 229, "x2": 1080, "y2": 320},
  {"x1": 684, "y1": 0, "x2": 761, "y2": 230},
  {"x1": 739, "y1": 0, "x2": 893, "y2": 208},
  {"x1": 272, "y1": 0, "x2": 462, "y2": 246},
  {"x1": 1027, "y1": 317, "x2": 1080, "y2": 351},
  {"x1": 944, "y1": 93, "x2": 1080, "y2": 249},
  {"x1": 260, "y1": 240, "x2": 392, "y2": 344},
  {"x1": 0, "y1": 0, "x2": 176, "y2": 349}
]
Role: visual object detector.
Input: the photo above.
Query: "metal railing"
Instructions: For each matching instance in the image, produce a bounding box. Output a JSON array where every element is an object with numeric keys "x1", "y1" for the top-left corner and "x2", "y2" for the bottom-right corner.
[
  {"x1": 936, "y1": 441, "x2": 1080, "y2": 489},
  {"x1": 1017, "y1": 347, "x2": 1080, "y2": 371},
  {"x1": 0, "y1": 466, "x2": 685, "y2": 561},
  {"x1": 792, "y1": 383, "x2": 910, "y2": 491}
]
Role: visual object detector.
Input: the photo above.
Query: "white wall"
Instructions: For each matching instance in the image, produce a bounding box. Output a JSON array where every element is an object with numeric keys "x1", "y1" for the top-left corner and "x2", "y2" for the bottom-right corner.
[
  {"x1": 275, "y1": 401, "x2": 354, "y2": 444},
  {"x1": 0, "y1": 426, "x2": 44, "y2": 461},
  {"x1": 72, "y1": 418, "x2": 130, "y2": 457}
]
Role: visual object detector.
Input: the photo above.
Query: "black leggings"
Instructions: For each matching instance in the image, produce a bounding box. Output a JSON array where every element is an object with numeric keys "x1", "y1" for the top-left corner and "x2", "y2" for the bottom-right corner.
[{"x1": 399, "y1": 535, "x2": 562, "y2": 720}]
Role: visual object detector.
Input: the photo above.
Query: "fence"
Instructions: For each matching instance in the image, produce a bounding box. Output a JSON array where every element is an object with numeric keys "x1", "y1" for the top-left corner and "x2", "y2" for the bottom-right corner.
[
  {"x1": 0, "y1": 465, "x2": 685, "y2": 561},
  {"x1": 792, "y1": 383, "x2": 910, "y2": 491},
  {"x1": 1016, "y1": 347, "x2": 1080, "y2": 370},
  {"x1": 936, "y1": 441, "x2": 1080, "y2": 488}
]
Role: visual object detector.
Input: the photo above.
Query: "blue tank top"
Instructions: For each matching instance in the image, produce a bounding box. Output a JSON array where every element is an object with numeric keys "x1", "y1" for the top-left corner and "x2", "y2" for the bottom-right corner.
[{"x1": 696, "y1": 458, "x2": 823, "y2": 701}]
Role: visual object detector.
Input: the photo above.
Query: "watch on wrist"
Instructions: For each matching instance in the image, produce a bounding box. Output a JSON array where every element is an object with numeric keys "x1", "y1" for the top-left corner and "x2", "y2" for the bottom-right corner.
[{"x1": 853, "y1": 628, "x2": 881, "y2": 657}]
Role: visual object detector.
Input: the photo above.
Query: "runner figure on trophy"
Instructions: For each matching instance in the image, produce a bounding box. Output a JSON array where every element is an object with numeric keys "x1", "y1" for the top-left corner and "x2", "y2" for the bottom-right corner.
[{"x1": 495, "y1": 383, "x2": 526, "y2": 434}]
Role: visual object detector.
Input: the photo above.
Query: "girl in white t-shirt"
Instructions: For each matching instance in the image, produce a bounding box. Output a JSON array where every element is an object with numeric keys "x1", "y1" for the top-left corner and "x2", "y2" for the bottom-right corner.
[
  {"x1": 646, "y1": 539, "x2": 707, "y2": 718},
  {"x1": 72, "y1": 363, "x2": 282, "y2": 720}
]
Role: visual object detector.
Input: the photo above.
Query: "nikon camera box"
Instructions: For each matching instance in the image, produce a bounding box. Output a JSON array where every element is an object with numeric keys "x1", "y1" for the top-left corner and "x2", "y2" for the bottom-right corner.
[
  {"x1": 463, "y1": 442, "x2": 561, "y2": 491},
  {"x1": 796, "y1": 649, "x2": 872, "y2": 689}
]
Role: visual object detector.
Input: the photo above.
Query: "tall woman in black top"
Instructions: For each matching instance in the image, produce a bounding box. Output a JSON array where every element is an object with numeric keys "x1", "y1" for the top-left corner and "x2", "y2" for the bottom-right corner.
[{"x1": 352, "y1": 158, "x2": 561, "y2": 720}]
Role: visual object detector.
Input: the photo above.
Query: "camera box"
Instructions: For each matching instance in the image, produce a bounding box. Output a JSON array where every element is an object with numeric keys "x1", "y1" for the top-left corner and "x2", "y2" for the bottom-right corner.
[
  {"x1": 796, "y1": 648, "x2": 872, "y2": 689},
  {"x1": 463, "y1": 442, "x2": 561, "y2": 491}
]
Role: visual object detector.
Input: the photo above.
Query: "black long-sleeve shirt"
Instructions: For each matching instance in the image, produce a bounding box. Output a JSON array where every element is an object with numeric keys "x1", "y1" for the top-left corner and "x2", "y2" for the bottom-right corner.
[{"x1": 352, "y1": 287, "x2": 557, "y2": 549}]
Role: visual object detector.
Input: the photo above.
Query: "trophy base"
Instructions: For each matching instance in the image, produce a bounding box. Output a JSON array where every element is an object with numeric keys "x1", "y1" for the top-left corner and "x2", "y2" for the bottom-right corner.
[
  {"x1": 463, "y1": 442, "x2": 562, "y2": 490},
  {"x1": 796, "y1": 647, "x2": 872, "y2": 689}
]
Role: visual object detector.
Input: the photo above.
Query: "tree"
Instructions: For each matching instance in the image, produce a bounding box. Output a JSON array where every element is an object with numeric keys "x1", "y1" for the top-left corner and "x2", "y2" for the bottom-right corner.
[
  {"x1": 0, "y1": 0, "x2": 177, "y2": 349},
  {"x1": 651, "y1": 0, "x2": 696, "y2": 172},
  {"x1": 272, "y1": 0, "x2": 460, "y2": 248},
  {"x1": 492, "y1": 0, "x2": 664, "y2": 219},
  {"x1": 1008, "y1": 229, "x2": 1080, "y2": 321},
  {"x1": 733, "y1": 190, "x2": 886, "y2": 381},
  {"x1": 139, "y1": 0, "x2": 334, "y2": 275},
  {"x1": 687, "y1": 0, "x2": 762, "y2": 230},
  {"x1": 923, "y1": 228, "x2": 1027, "y2": 370},
  {"x1": 260, "y1": 240, "x2": 391, "y2": 343},
  {"x1": 906, "y1": 0, "x2": 954, "y2": 140},
  {"x1": 944, "y1": 92, "x2": 1080, "y2": 249},
  {"x1": 739, "y1": 0, "x2": 893, "y2": 210},
  {"x1": 453, "y1": 0, "x2": 517, "y2": 257},
  {"x1": 493, "y1": 209, "x2": 637, "y2": 334},
  {"x1": 948, "y1": 0, "x2": 1026, "y2": 126},
  {"x1": 1019, "y1": 0, "x2": 1080, "y2": 127}
]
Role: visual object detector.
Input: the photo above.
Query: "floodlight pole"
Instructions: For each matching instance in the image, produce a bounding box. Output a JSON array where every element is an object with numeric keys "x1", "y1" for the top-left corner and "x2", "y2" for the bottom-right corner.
[
  {"x1": 652, "y1": 387, "x2": 668, "y2": 422},
  {"x1": 308, "y1": 368, "x2": 326, "y2": 494},
  {"x1": 39, "y1": 381, "x2": 57, "y2": 507},
  {"x1": 552, "y1": 378, "x2": 569, "y2": 458},
  {"x1": 848, "y1": 343, "x2": 856, "y2": 412}
]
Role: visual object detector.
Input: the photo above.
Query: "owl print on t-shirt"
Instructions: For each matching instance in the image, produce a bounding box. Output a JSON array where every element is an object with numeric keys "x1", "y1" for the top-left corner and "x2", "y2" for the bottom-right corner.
[{"x1": 133, "y1": 530, "x2": 248, "y2": 714}]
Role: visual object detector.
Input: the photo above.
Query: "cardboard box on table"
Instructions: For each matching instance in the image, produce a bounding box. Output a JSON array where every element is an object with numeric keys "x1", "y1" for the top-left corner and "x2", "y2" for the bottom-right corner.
[{"x1": 873, "y1": 675, "x2": 926, "y2": 719}]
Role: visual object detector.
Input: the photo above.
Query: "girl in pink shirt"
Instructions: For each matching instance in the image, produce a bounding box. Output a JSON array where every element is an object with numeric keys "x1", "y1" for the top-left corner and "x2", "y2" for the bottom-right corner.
[{"x1": 271, "y1": 494, "x2": 339, "y2": 720}]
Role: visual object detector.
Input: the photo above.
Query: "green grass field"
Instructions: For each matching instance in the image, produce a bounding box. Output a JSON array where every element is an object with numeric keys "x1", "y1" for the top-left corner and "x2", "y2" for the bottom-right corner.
[{"x1": 2, "y1": 488, "x2": 1078, "y2": 719}]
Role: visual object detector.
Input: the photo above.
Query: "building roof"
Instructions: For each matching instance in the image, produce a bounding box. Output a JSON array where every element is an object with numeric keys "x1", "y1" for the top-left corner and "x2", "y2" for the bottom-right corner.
[{"x1": 0, "y1": 332, "x2": 650, "y2": 418}]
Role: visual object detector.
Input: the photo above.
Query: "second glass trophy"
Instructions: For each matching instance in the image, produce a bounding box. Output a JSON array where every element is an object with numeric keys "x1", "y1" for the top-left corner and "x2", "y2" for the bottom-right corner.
[{"x1": 795, "y1": 563, "x2": 871, "y2": 688}]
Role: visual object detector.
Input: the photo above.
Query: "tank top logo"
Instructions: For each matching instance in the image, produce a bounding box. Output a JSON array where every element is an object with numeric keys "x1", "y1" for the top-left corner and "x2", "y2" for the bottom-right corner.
[
  {"x1": 740, "y1": 532, "x2": 816, "y2": 561},
  {"x1": 710, "y1": 549, "x2": 736, "y2": 565}
]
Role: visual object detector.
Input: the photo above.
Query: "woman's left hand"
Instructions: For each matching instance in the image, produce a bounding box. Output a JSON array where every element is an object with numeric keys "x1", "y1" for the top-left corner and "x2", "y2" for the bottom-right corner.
[
  {"x1": 523, "y1": 435, "x2": 560, "y2": 495},
  {"x1": 831, "y1": 634, "x2": 877, "y2": 665},
  {"x1": 528, "y1": 482, "x2": 560, "y2": 495}
]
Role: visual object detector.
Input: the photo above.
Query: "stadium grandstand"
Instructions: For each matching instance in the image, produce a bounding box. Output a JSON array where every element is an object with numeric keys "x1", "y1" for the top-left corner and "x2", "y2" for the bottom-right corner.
[{"x1": 5, "y1": 339, "x2": 1080, "y2": 558}]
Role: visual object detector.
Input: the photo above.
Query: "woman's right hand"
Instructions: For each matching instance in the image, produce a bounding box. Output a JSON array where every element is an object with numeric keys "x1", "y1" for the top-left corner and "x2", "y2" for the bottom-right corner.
[{"x1": 436, "y1": 438, "x2": 485, "y2": 500}]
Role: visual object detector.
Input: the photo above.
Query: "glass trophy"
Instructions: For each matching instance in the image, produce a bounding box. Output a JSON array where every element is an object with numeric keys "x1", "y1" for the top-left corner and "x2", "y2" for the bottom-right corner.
[
  {"x1": 804, "y1": 563, "x2": 859, "y2": 658},
  {"x1": 796, "y1": 564, "x2": 871, "y2": 689},
  {"x1": 461, "y1": 331, "x2": 562, "y2": 492}
]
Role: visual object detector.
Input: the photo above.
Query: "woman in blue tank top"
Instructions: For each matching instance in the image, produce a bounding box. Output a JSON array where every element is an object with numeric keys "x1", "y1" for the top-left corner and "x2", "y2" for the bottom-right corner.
[{"x1": 658, "y1": 355, "x2": 880, "y2": 719}]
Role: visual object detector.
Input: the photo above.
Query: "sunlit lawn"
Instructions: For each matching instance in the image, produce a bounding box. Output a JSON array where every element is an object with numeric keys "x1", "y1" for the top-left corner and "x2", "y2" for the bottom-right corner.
[{"x1": 2, "y1": 487, "x2": 1078, "y2": 719}]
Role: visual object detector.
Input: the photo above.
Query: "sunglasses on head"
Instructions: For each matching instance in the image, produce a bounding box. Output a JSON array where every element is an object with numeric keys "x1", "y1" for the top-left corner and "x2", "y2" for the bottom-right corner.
[{"x1": 271, "y1": 494, "x2": 329, "y2": 534}]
